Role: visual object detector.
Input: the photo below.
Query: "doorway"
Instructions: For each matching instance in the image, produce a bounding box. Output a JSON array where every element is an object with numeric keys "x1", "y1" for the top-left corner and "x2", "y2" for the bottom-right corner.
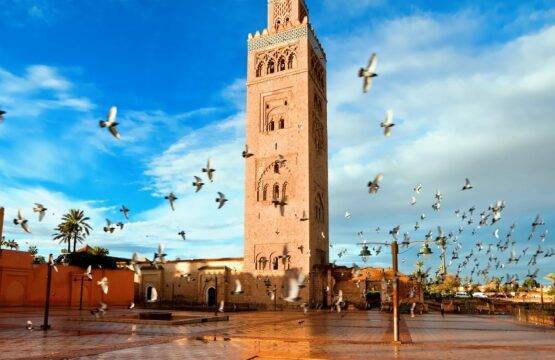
[{"x1": 206, "y1": 287, "x2": 216, "y2": 306}]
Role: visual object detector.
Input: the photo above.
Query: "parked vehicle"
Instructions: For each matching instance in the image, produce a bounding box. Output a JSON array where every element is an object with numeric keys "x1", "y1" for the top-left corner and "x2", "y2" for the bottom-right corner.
[
  {"x1": 472, "y1": 292, "x2": 488, "y2": 299},
  {"x1": 454, "y1": 291, "x2": 471, "y2": 298}
]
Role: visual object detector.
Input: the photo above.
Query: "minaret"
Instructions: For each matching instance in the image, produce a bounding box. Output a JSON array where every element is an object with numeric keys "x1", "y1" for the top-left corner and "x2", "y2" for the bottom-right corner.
[{"x1": 243, "y1": 0, "x2": 328, "y2": 305}]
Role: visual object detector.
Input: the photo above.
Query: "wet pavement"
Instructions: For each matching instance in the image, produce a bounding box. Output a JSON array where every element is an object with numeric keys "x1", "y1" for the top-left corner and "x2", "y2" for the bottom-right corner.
[{"x1": 0, "y1": 307, "x2": 553, "y2": 359}]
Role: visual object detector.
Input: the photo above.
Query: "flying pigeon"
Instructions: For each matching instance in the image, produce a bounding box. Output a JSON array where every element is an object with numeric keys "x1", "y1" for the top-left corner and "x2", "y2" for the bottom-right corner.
[
  {"x1": 192, "y1": 176, "x2": 205, "y2": 193},
  {"x1": 284, "y1": 273, "x2": 305, "y2": 302},
  {"x1": 231, "y1": 279, "x2": 244, "y2": 295},
  {"x1": 99, "y1": 106, "x2": 120, "y2": 139},
  {"x1": 216, "y1": 192, "x2": 228, "y2": 209},
  {"x1": 119, "y1": 205, "x2": 130, "y2": 220},
  {"x1": 33, "y1": 203, "x2": 47, "y2": 222},
  {"x1": 165, "y1": 192, "x2": 178, "y2": 211},
  {"x1": 242, "y1": 145, "x2": 253, "y2": 158},
  {"x1": 202, "y1": 159, "x2": 215, "y2": 182},
  {"x1": 97, "y1": 277, "x2": 109, "y2": 294},
  {"x1": 414, "y1": 222, "x2": 420, "y2": 231},
  {"x1": 414, "y1": 184, "x2": 423, "y2": 194},
  {"x1": 178, "y1": 231, "x2": 186, "y2": 241},
  {"x1": 103, "y1": 219, "x2": 115, "y2": 233},
  {"x1": 367, "y1": 173, "x2": 384, "y2": 194},
  {"x1": 0, "y1": 109, "x2": 5, "y2": 123},
  {"x1": 131, "y1": 252, "x2": 142, "y2": 275},
  {"x1": 461, "y1": 178, "x2": 473, "y2": 191},
  {"x1": 410, "y1": 196, "x2": 417, "y2": 206},
  {"x1": 380, "y1": 110, "x2": 394, "y2": 137},
  {"x1": 493, "y1": 229, "x2": 500, "y2": 239},
  {"x1": 85, "y1": 265, "x2": 92, "y2": 280},
  {"x1": 154, "y1": 243, "x2": 167, "y2": 264},
  {"x1": 389, "y1": 225, "x2": 400, "y2": 240},
  {"x1": 218, "y1": 300, "x2": 225, "y2": 312},
  {"x1": 432, "y1": 201, "x2": 441, "y2": 211},
  {"x1": 420, "y1": 213, "x2": 426, "y2": 220},
  {"x1": 359, "y1": 52, "x2": 378, "y2": 93},
  {"x1": 116, "y1": 222, "x2": 124, "y2": 230},
  {"x1": 344, "y1": 211, "x2": 352, "y2": 220},
  {"x1": 13, "y1": 209, "x2": 31, "y2": 233},
  {"x1": 26, "y1": 320, "x2": 33, "y2": 330}
]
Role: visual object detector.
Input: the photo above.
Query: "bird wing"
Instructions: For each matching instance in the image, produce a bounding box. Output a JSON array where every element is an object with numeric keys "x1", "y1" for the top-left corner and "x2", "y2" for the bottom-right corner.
[
  {"x1": 374, "y1": 173, "x2": 384, "y2": 184},
  {"x1": 108, "y1": 106, "x2": 117, "y2": 122},
  {"x1": 17, "y1": 209, "x2": 24, "y2": 220},
  {"x1": 383, "y1": 110, "x2": 393, "y2": 126},
  {"x1": 465, "y1": 178, "x2": 471, "y2": 186},
  {"x1": 38, "y1": 210, "x2": 45, "y2": 222},
  {"x1": 235, "y1": 279, "x2": 242, "y2": 293},
  {"x1": 158, "y1": 243, "x2": 164, "y2": 255},
  {"x1": 86, "y1": 265, "x2": 92, "y2": 275},
  {"x1": 363, "y1": 77, "x2": 372, "y2": 93},
  {"x1": 367, "y1": 53, "x2": 378, "y2": 72},
  {"x1": 21, "y1": 222, "x2": 31, "y2": 233},
  {"x1": 286, "y1": 278, "x2": 300, "y2": 301},
  {"x1": 109, "y1": 125, "x2": 121, "y2": 139}
]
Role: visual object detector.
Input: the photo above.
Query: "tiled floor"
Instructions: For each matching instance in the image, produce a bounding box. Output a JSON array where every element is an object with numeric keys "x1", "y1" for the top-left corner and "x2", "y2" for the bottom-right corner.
[{"x1": 0, "y1": 308, "x2": 553, "y2": 359}]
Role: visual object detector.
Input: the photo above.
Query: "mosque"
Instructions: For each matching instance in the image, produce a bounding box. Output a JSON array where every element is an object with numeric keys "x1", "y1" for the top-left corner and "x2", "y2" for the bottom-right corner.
[{"x1": 137, "y1": 0, "x2": 422, "y2": 310}]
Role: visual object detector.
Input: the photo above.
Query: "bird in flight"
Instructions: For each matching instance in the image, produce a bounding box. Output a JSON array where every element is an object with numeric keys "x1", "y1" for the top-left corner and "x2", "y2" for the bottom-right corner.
[
  {"x1": 242, "y1": 144, "x2": 253, "y2": 158},
  {"x1": 84, "y1": 265, "x2": 92, "y2": 280},
  {"x1": 192, "y1": 176, "x2": 205, "y2": 193},
  {"x1": 97, "y1": 277, "x2": 109, "y2": 294},
  {"x1": 359, "y1": 52, "x2": 378, "y2": 93},
  {"x1": 103, "y1": 219, "x2": 115, "y2": 233},
  {"x1": 0, "y1": 109, "x2": 5, "y2": 123},
  {"x1": 284, "y1": 273, "x2": 305, "y2": 303},
  {"x1": 380, "y1": 110, "x2": 395, "y2": 137},
  {"x1": 178, "y1": 230, "x2": 186, "y2": 241},
  {"x1": 216, "y1": 192, "x2": 228, "y2": 209},
  {"x1": 414, "y1": 184, "x2": 423, "y2": 194},
  {"x1": 202, "y1": 159, "x2": 216, "y2": 182},
  {"x1": 367, "y1": 173, "x2": 383, "y2": 194},
  {"x1": 165, "y1": 192, "x2": 178, "y2": 211},
  {"x1": 32, "y1": 203, "x2": 47, "y2": 222},
  {"x1": 120, "y1": 205, "x2": 130, "y2": 220},
  {"x1": 99, "y1": 106, "x2": 120, "y2": 139},
  {"x1": 231, "y1": 279, "x2": 244, "y2": 295},
  {"x1": 13, "y1": 209, "x2": 31, "y2": 233},
  {"x1": 461, "y1": 178, "x2": 473, "y2": 191}
]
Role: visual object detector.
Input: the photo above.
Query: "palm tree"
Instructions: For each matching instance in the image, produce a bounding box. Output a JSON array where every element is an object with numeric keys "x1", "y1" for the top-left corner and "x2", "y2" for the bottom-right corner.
[
  {"x1": 90, "y1": 246, "x2": 109, "y2": 257},
  {"x1": 53, "y1": 209, "x2": 92, "y2": 253}
]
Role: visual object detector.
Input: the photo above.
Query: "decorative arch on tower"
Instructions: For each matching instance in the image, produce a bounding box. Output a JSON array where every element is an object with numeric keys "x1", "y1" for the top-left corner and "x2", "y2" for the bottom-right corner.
[{"x1": 256, "y1": 160, "x2": 294, "y2": 204}]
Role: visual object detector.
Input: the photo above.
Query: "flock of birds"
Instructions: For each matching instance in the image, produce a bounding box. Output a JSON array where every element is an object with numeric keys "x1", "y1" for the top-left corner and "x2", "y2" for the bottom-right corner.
[{"x1": 2, "y1": 46, "x2": 552, "y2": 327}]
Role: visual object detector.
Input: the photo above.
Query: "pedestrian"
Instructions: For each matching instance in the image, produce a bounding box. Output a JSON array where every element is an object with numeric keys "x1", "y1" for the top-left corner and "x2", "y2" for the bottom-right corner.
[
  {"x1": 411, "y1": 302, "x2": 416, "y2": 318},
  {"x1": 440, "y1": 302, "x2": 445, "y2": 318}
]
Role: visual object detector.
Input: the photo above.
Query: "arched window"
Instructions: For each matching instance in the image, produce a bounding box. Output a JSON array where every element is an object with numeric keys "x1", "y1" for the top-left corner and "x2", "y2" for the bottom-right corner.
[
  {"x1": 278, "y1": 57, "x2": 286, "y2": 71},
  {"x1": 279, "y1": 118, "x2": 285, "y2": 129},
  {"x1": 274, "y1": 163, "x2": 280, "y2": 174},
  {"x1": 288, "y1": 53, "x2": 296, "y2": 69},
  {"x1": 262, "y1": 185, "x2": 268, "y2": 201},
  {"x1": 267, "y1": 59, "x2": 275, "y2": 74},
  {"x1": 282, "y1": 182, "x2": 288, "y2": 199},
  {"x1": 272, "y1": 257, "x2": 279, "y2": 270},
  {"x1": 268, "y1": 121, "x2": 275, "y2": 131},
  {"x1": 256, "y1": 62, "x2": 264, "y2": 77},
  {"x1": 273, "y1": 183, "x2": 280, "y2": 201}
]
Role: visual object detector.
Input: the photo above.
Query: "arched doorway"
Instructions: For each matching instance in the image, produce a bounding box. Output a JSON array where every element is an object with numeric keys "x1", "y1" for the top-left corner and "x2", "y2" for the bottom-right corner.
[
  {"x1": 206, "y1": 287, "x2": 216, "y2": 306},
  {"x1": 145, "y1": 285, "x2": 158, "y2": 303}
]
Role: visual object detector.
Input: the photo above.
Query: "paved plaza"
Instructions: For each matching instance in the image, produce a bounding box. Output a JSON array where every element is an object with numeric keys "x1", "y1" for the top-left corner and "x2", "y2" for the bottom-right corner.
[{"x1": 0, "y1": 308, "x2": 553, "y2": 359}]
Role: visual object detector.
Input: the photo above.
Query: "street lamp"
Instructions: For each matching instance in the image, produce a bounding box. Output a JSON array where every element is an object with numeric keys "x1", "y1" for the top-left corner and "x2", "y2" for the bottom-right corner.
[{"x1": 41, "y1": 254, "x2": 53, "y2": 331}]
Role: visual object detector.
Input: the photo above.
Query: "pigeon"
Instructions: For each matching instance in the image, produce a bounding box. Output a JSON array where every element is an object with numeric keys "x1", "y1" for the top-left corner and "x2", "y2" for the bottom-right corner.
[
  {"x1": 367, "y1": 173, "x2": 384, "y2": 194},
  {"x1": 85, "y1": 265, "x2": 92, "y2": 280},
  {"x1": 455, "y1": 209, "x2": 461, "y2": 217},
  {"x1": 164, "y1": 192, "x2": 178, "y2": 211},
  {"x1": 48, "y1": 256, "x2": 58, "y2": 272},
  {"x1": 420, "y1": 213, "x2": 426, "y2": 220},
  {"x1": 26, "y1": 320, "x2": 33, "y2": 330},
  {"x1": 231, "y1": 279, "x2": 244, "y2": 295},
  {"x1": 242, "y1": 144, "x2": 253, "y2": 158},
  {"x1": 301, "y1": 302, "x2": 309, "y2": 314},
  {"x1": 116, "y1": 222, "x2": 124, "y2": 230},
  {"x1": 154, "y1": 243, "x2": 167, "y2": 264},
  {"x1": 33, "y1": 203, "x2": 47, "y2": 222},
  {"x1": 284, "y1": 273, "x2": 305, "y2": 302},
  {"x1": 192, "y1": 176, "x2": 204, "y2": 192},
  {"x1": 202, "y1": 159, "x2": 216, "y2": 182},
  {"x1": 344, "y1": 211, "x2": 352, "y2": 220},
  {"x1": 414, "y1": 222, "x2": 420, "y2": 231},
  {"x1": 13, "y1": 210, "x2": 31, "y2": 233},
  {"x1": 218, "y1": 300, "x2": 225, "y2": 312},
  {"x1": 99, "y1": 106, "x2": 120, "y2": 139},
  {"x1": 461, "y1": 178, "x2": 473, "y2": 191},
  {"x1": 532, "y1": 214, "x2": 545, "y2": 231},
  {"x1": 389, "y1": 225, "x2": 400, "y2": 240},
  {"x1": 119, "y1": 205, "x2": 130, "y2": 220},
  {"x1": 432, "y1": 201, "x2": 441, "y2": 211},
  {"x1": 0, "y1": 109, "x2": 5, "y2": 123},
  {"x1": 414, "y1": 184, "x2": 423, "y2": 194},
  {"x1": 359, "y1": 52, "x2": 378, "y2": 93},
  {"x1": 129, "y1": 302, "x2": 135, "y2": 310},
  {"x1": 103, "y1": 219, "x2": 115, "y2": 233},
  {"x1": 540, "y1": 230, "x2": 548, "y2": 242},
  {"x1": 380, "y1": 110, "x2": 395, "y2": 137},
  {"x1": 178, "y1": 231, "x2": 186, "y2": 241},
  {"x1": 435, "y1": 190, "x2": 443, "y2": 201},
  {"x1": 131, "y1": 252, "x2": 142, "y2": 275},
  {"x1": 97, "y1": 277, "x2": 109, "y2": 294},
  {"x1": 493, "y1": 229, "x2": 499, "y2": 239},
  {"x1": 216, "y1": 192, "x2": 228, "y2": 209},
  {"x1": 410, "y1": 196, "x2": 417, "y2": 206}
]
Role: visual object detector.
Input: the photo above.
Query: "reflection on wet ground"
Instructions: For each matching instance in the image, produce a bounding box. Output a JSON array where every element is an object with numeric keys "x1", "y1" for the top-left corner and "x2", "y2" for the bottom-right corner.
[{"x1": 0, "y1": 308, "x2": 553, "y2": 359}]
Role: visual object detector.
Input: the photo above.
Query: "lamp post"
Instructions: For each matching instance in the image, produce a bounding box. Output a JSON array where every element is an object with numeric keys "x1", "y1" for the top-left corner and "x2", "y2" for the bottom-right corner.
[
  {"x1": 41, "y1": 254, "x2": 53, "y2": 331},
  {"x1": 391, "y1": 240, "x2": 400, "y2": 343}
]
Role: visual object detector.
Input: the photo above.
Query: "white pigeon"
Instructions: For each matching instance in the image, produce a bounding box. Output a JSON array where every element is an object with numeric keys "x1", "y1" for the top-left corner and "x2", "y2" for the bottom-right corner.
[
  {"x1": 85, "y1": 265, "x2": 92, "y2": 280},
  {"x1": 97, "y1": 277, "x2": 109, "y2": 294},
  {"x1": 368, "y1": 173, "x2": 384, "y2": 194},
  {"x1": 359, "y1": 52, "x2": 378, "y2": 93},
  {"x1": 13, "y1": 209, "x2": 31, "y2": 233},
  {"x1": 410, "y1": 196, "x2": 417, "y2": 206},
  {"x1": 380, "y1": 110, "x2": 395, "y2": 137},
  {"x1": 129, "y1": 302, "x2": 135, "y2": 310},
  {"x1": 432, "y1": 201, "x2": 441, "y2": 211},
  {"x1": 493, "y1": 229, "x2": 500, "y2": 239},
  {"x1": 231, "y1": 279, "x2": 244, "y2": 295},
  {"x1": 344, "y1": 211, "x2": 352, "y2": 220},
  {"x1": 26, "y1": 320, "x2": 33, "y2": 330},
  {"x1": 218, "y1": 300, "x2": 225, "y2": 312},
  {"x1": 99, "y1": 106, "x2": 120, "y2": 139},
  {"x1": 284, "y1": 273, "x2": 305, "y2": 303}
]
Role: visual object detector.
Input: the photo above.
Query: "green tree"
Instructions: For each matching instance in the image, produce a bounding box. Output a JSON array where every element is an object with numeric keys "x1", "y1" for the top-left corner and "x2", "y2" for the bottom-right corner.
[
  {"x1": 90, "y1": 246, "x2": 109, "y2": 257},
  {"x1": 53, "y1": 209, "x2": 92, "y2": 253},
  {"x1": 521, "y1": 278, "x2": 540, "y2": 291},
  {"x1": 5, "y1": 239, "x2": 19, "y2": 250},
  {"x1": 0, "y1": 236, "x2": 6, "y2": 249},
  {"x1": 33, "y1": 255, "x2": 46, "y2": 264},
  {"x1": 427, "y1": 274, "x2": 460, "y2": 297},
  {"x1": 28, "y1": 245, "x2": 38, "y2": 256}
]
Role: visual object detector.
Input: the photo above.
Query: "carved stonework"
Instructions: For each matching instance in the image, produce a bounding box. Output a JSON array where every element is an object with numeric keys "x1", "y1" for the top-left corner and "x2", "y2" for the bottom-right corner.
[
  {"x1": 272, "y1": 0, "x2": 292, "y2": 31},
  {"x1": 312, "y1": 116, "x2": 326, "y2": 153},
  {"x1": 311, "y1": 50, "x2": 326, "y2": 92},
  {"x1": 261, "y1": 90, "x2": 292, "y2": 133},
  {"x1": 255, "y1": 157, "x2": 295, "y2": 203},
  {"x1": 255, "y1": 43, "x2": 298, "y2": 78}
]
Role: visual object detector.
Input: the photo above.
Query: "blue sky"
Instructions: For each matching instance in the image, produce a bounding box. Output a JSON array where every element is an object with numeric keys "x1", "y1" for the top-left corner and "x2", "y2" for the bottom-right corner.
[{"x1": 0, "y1": 0, "x2": 554, "y2": 284}]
